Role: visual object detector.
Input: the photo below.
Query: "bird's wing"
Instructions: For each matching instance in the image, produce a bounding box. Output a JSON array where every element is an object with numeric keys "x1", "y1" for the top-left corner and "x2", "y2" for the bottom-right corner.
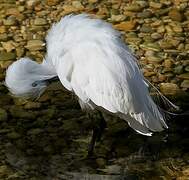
[
  {"x1": 56, "y1": 41, "x2": 167, "y2": 135},
  {"x1": 57, "y1": 42, "x2": 132, "y2": 113}
]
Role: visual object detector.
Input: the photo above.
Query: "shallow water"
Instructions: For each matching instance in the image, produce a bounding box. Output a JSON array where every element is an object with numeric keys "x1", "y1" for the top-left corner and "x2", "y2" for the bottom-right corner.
[{"x1": 0, "y1": 85, "x2": 189, "y2": 179}]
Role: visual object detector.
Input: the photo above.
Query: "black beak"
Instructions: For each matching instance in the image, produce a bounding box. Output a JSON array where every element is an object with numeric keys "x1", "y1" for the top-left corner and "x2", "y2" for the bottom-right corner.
[
  {"x1": 44, "y1": 76, "x2": 59, "y2": 84},
  {"x1": 32, "y1": 76, "x2": 59, "y2": 87}
]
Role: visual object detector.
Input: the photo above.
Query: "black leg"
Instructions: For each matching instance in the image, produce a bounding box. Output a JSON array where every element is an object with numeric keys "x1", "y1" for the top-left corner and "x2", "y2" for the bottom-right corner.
[{"x1": 87, "y1": 113, "x2": 107, "y2": 157}]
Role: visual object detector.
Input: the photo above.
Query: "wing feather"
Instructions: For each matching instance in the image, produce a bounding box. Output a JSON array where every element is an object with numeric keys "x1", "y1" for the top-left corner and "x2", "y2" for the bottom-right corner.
[{"x1": 47, "y1": 14, "x2": 167, "y2": 135}]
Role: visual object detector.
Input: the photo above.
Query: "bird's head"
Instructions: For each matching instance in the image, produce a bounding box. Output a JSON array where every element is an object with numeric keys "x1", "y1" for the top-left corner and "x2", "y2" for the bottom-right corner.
[{"x1": 5, "y1": 57, "x2": 55, "y2": 99}]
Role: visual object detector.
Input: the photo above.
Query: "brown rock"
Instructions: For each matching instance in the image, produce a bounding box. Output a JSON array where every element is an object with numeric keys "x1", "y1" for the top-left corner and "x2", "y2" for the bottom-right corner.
[
  {"x1": 168, "y1": 8, "x2": 183, "y2": 21},
  {"x1": 160, "y1": 83, "x2": 180, "y2": 95},
  {"x1": 47, "y1": 0, "x2": 60, "y2": 6},
  {"x1": 1, "y1": 41, "x2": 15, "y2": 52},
  {"x1": 114, "y1": 21, "x2": 137, "y2": 31},
  {"x1": 178, "y1": 73, "x2": 189, "y2": 80},
  {"x1": 0, "y1": 26, "x2": 6, "y2": 33},
  {"x1": 180, "y1": 80, "x2": 189, "y2": 88}
]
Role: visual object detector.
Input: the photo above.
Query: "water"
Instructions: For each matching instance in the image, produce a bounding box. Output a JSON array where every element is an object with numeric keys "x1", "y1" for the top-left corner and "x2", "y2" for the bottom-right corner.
[{"x1": 0, "y1": 86, "x2": 189, "y2": 179}]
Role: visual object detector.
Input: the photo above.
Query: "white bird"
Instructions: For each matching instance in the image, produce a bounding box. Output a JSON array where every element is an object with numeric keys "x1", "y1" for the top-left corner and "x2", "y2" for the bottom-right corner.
[{"x1": 5, "y1": 14, "x2": 171, "y2": 153}]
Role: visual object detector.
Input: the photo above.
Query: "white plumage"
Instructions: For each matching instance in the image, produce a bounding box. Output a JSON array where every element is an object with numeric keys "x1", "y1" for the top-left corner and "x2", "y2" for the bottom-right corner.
[{"x1": 5, "y1": 14, "x2": 168, "y2": 136}]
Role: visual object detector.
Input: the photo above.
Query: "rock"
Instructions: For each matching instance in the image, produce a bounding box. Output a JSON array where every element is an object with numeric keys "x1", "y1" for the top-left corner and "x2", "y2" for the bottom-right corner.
[
  {"x1": 147, "y1": 55, "x2": 163, "y2": 64},
  {"x1": 1, "y1": 41, "x2": 15, "y2": 52},
  {"x1": 16, "y1": 47, "x2": 25, "y2": 57},
  {"x1": 180, "y1": 80, "x2": 189, "y2": 88},
  {"x1": 27, "y1": 128, "x2": 43, "y2": 136},
  {"x1": 96, "y1": 158, "x2": 106, "y2": 168},
  {"x1": 185, "y1": 66, "x2": 189, "y2": 72},
  {"x1": 160, "y1": 83, "x2": 180, "y2": 95},
  {"x1": 174, "y1": 65, "x2": 184, "y2": 74},
  {"x1": 99, "y1": 165, "x2": 121, "y2": 174},
  {"x1": 168, "y1": 8, "x2": 183, "y2": 21},
  {"x1": 0, "y1": 26, "x2": 6, "y2": 33},
  {"x1": 114, "y1": 21, "x2": 137, "y2": 31},
  {"x1": 151, "y1": 32, "x2": 162, "y2": 40},
  {"x1": 24, "y1": 102, "x2": 41, "y2": 109},
  {"x1": 72, "y1": 1, "x2": 84, "y2": 9},
  {"x1": 88, "y1": 0, "x2": 98, "y2": 3},
  {"x1": 0, "y1": 51, "x2": 16, "y2": 61},
  {"x1": 159, "y1": 40, "x2": 174, "y2": 49},
  {"x1": 0, "y1": 60, "x2": 14, "y2": 69},
  {"x1": 140, "y1": 24, "x2": 153, "y2": 33},
  {"x1": 149, "y1": 2, "x2": 162, "y2": 9},
  {"x1": 47, "y1": 0, "x2": 60, "y2": 6},
  {"x1": 0, "y1": 165, "x2": 13, "y2": 178},
  {"x1": 124, "y1": 4, "x2": 143, "y2": 12},
  {"x1": 18, "y1": 6, "x2": 25, "y2": 12},
  {"x1": 25, "y1": 40, "x2": 44, "y2": 51},
  {"x1": 0, "y1": 33, "x2": 8, "y2": 41},
  {"x1": 140, "y1": 42, "x2": 161, "y2": 51},
  {"x1": 172, "y1": 23, "x2": 183, "y2": 33},
  {"x1": 34, "y1": 18, "x2": 48, "y2": 26},
  {"x1": 0, "y1": 108, "x2": 8, "y2": 122},
  {"x1": 110, "y1": 15, "x2": 126, "y2": 22},
  {"x1": 9, "y1": 106, "x2": 37, "y2": 120},
  {"x1": 7, "y1": 132, "x2": 21, "y2": 139},
  {"x1": 164, "y1": 59, "x2": 173, "y2": 68},
  {"x1": 178, "y1": 73, "x2": 189, "y2": 80},
  {"x1": 137, "y1": 10, "x2": 153, "y2": 18},
  {"x1": 3, "y1": 16, "x2": 18, "y2": 26},
  {"x1": 26, "y1": 0, "x2": 39, "y2": 9}
]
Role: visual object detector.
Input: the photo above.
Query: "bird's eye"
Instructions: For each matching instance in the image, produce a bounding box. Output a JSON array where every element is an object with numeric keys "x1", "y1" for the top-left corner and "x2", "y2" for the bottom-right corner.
[{"x1": 32, "y1": 82, "x2": 38, "y2": 87}]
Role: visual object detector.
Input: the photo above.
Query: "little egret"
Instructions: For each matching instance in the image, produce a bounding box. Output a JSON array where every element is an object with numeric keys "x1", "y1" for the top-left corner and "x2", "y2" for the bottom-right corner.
[{"x1": 5, "y1": 14, "x2": 171, "y2": 155}]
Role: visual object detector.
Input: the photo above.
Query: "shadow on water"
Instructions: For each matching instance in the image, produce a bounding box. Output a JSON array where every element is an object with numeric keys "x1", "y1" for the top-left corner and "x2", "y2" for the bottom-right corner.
[{"x1": 0, "y1": 86, "x2": 189, "y2": 179}]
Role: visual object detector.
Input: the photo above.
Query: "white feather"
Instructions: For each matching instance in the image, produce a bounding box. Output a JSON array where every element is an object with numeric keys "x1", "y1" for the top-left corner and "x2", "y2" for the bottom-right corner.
[{"x1": 45, "y1": 14, "x2": 168, "y2": 135}]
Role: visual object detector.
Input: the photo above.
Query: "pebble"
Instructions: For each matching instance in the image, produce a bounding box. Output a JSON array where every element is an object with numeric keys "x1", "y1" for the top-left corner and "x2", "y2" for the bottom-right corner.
[
  {"x1": 47, "y1": 0, "x2": 60, "y2": 6},
  {"x1": 160, "y1": 83, "x2": 180, "y2": 95},
  {"x1": 34, "y1": 18, "x2": 48, "y2": 26},
  {"x1": 149, "y1": 2, "x2": 162, "y2": 9},
  {"x1": 3, "y1": 16, "x2": 17, "y2": 26},
  {"x1": 151, "y1": 32, "x2": 162, "y2": 40},
  {"x1": 1, "y1": 41, "x2": 15, "y2": 52},
  {"x1": 0, "y1": 26, "x2": 6, "y2": 33},
  {"x1": 72, "y1": 1, "x2": 84, "y2": 10},
  {"x1": 114, "y1": 21, "x2": 137, "y2": 31},
  {"x1": 0, "y1": 33, "x2": 8, "y2": 41},
  {"x1": 137, "y1": 10, "x2": 153, "y2": 18},
  {"x1": 25, "y1": 39, "x2": 44, "y2": 51},
  {"x1": 0, "y1": 51, "x2": 16, "y2": 61},
  {"x1": 124, "y1": 4, "x2": 143, "y2": 12},
  {"x1": 7, "y1": 132, "x2": 21, "y2": 139},
  {"x1": 168, "y1": 8, "x2": 183, "y2": 22},
  {"x1": 178, "y1": 73, "x2": 189, "y2": 80},
  {"x1": 111, "y1": 14, "x2": 126, "y2": 22},
  {"x1": 140, "y1": 42, "x2": 161, "y2": 51},
  {"x1": 180, "y1": 80, "x2": 189, "y2": 88},
  {"x1": 24, "y1": 102, "x2": 41, "y2": 109},
  {"x1": 0, "y1": 108, "x2": 8, "y2": 122}
]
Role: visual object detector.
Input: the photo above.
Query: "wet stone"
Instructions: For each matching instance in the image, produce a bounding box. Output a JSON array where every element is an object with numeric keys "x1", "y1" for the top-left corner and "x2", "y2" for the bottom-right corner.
[
  {"x1": 0, "y1": 108, "x2": 8, "y2": 122},
  {"x1": 34, "y1": 18, "x2": 48, "y2": 26},
  {"x1": 168, "y1": 8, "x2": 183, "y2": 22},
  {"x1": 0, "y1": 51, "x2": 16, "y2": 61},
  {"x1": 160, "y1": 83, "x2": 180, "y2": 95},
  {"x1": 25, "y1": 40, "x2": 44, "y2": 51},
  {"x1": 114, "y1": 21, "x2": 137, "y2": 31},
  {"x1": 3, "y1": 16, "x2": 18, "y2": 26},
  {"x1": 180, "y1": 80, "x2": 189, "y2": 88},
  {"x1": 6, "y1": 132, "x2": 21, "y2": 139},
  {"x1": 0, "y1": 33, "x2": 8, "y2": 41}
]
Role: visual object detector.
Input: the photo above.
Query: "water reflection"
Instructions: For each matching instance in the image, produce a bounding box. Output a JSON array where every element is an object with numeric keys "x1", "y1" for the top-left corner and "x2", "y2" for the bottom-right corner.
[{"x1": 0, "y1": 88, "x2": 189, "y2": 179}]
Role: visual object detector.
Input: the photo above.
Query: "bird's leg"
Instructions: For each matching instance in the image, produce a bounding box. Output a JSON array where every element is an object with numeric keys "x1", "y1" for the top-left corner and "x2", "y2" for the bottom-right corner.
[{"x1": 87, "y1": 112, "x2": 107, "y2": 157}]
